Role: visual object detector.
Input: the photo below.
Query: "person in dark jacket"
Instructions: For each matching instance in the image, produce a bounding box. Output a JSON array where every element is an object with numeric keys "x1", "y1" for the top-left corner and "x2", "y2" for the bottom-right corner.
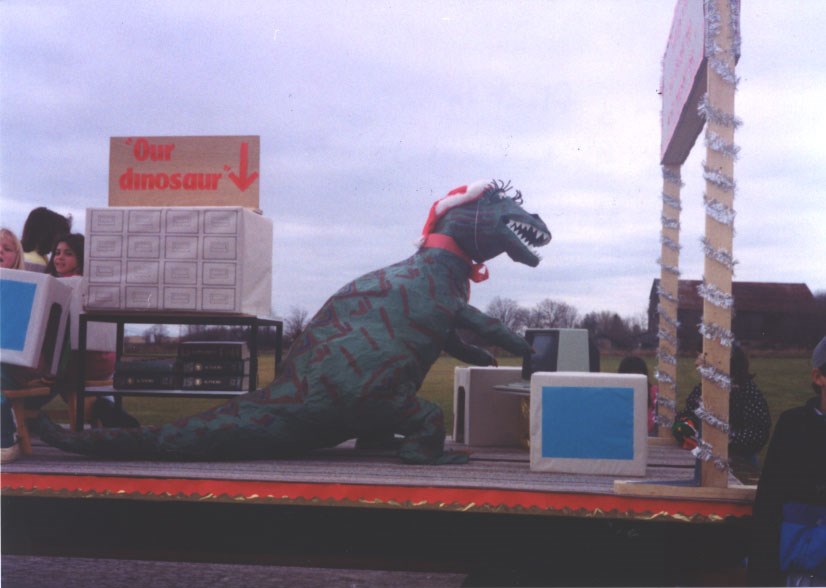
[
  {"x1": 675, "y1": 345, "x2": 771, "y2": 463},
  {"x1": 748, "y1": 337, "x2": 826, "y2": 586}
]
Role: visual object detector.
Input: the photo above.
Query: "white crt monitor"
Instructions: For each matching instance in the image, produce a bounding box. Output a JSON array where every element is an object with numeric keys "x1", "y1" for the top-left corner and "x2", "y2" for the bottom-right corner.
[
  {"x1": 0, "y1": 268, "x2": 73, "y2": 375},
  {"x1": 522, "y1": 328, "x2": 595, "y2": 378}
]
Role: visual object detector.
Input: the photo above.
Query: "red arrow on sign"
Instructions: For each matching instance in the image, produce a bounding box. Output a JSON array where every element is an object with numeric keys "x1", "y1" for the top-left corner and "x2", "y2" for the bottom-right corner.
[{"x1": 228, "y1": 142, "x2": 259, "y2": 192}]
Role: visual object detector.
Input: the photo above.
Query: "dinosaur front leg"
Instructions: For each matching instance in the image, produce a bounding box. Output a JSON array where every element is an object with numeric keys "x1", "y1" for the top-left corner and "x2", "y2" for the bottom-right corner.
[
  {"x1": 444, "y1": 329, "x2": 497, "y2": 366},
  {"x1": 396, "y1": 397, "x2": 469, "y2": 465},
  {"x1": 455, "y1": 305, "x2": 532, "y2": 357}
]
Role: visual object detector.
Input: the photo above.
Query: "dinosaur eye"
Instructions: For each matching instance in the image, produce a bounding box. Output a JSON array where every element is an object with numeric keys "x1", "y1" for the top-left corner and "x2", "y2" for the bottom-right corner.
[{"x1": 511, "y1": 190, "x2": 523, "y2": 205}]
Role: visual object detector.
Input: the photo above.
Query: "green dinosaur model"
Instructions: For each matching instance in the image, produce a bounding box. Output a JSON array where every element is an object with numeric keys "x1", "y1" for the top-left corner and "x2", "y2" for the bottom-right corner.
[{"x1": 40, "y1": 179, "x2": 551, "y2": 463}]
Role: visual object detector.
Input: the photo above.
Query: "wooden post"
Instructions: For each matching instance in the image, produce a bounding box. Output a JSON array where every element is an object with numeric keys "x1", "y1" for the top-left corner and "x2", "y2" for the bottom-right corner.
[
  {"x1": 657, "y1": 165, "x2": 682, "y2": 439},
  {"x1": 699, "y1": 0, "x2": 738, "y2": 488}
]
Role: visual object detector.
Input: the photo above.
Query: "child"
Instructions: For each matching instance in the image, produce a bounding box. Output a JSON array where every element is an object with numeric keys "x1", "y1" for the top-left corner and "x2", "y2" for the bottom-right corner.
[
  {"x1": 46, "y1": 234, "x2": 139, "y2": 428},
  {"x1": 749, "y1": 337, "x2": 826, "y2": 585},
  {"x1": 45, "y1": 232, "x2": 84, "y2": 277},
  {"x1": 673, "y1": 345, "x2": 770, "y2": 464},
  {"x1": 1, "y1": 228, "x2": 40, "y2": 462},
  {"x1": 0, "y1": 228, "x2": 24, "y2": 270},
  {"x1": 20, "y1": 207, "x2": 71, "y2": 272}
]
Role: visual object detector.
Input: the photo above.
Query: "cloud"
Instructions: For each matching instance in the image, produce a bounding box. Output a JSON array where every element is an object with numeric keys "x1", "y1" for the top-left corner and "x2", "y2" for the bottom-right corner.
[{"x1": 1, "y1": 0, "x2": 824, "y2": 324}]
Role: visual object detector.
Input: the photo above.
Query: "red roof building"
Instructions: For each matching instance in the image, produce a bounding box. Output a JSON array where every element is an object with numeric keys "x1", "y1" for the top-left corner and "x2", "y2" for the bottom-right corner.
[{"x1": 649, "y1": 280, "x2": 820, "y2": 351}]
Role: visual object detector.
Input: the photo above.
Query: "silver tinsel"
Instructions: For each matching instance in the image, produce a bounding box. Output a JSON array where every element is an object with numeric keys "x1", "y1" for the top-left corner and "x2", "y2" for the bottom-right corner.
[
  {"x1": 655, "y1": 369, "x2": 675, "y2": 386},
  {"x1": 661, "y1": 215, "x2": 680, "y2": 230},
  {"x1": 728, "y1": 0, "x2": 742, "y2": 58},
  {"x1": 662, "y1": 166, "x2": 684, "y2": 187},
  {"x1": 697, "y1": 281, "x2": 734, "y2": 309},
  {"x1": 662, "y1": 192, "x2": 682, "y2": 212},
  {"x1": 699, "y1": 320, "x2": 735, "y2": 347},
  {"x1": 694, "y1": 399, "x2": 731, "y2": 434},
  {"x1": 661, "y1": 234, "x2": 682, "y2": 252},
  {"x1": 704, "y1": 0, "x2": 740, "y2": 88},
  {"x1": 703, "y1": 164, "x2": 737, "y2": 193},
  {"x1": 657, "y1": 257, "x2": 681, "y2": 276},
  {"x1": 657, "y1": 396, "x2": 677, "y2": 411},
  {"x1": 701, "y1": 236, "x2": 737, "y2": 271},
  {"x1": 657, "y1": 349, "x2": 677, "y2": 366},
  {"x1": 703, "y1": 193, "x2": 736, "y2": 227},
  {"x1": 657, "y1": 305, "x2": 680, "y2": 329},
  {"x1": 692, "y1": 438, "x2": 730, "y2": 471},
  {"x1": 655, "y1": 414, "x2": 675, "y2": 429},
  {"x1": 705, "y1": 130, "x2": 740, "y2": 160},
  {"x1": 657, "y1": 328, "x2": 678, "y2": 348},
  {"x1": 698, "y1": 363, "x2": 732, "y2": 391},
  {"x1": 657, "y1": 284, "x2": 678, "y2": 304},
  {"x1": 697, "y1": 94, "x2": 743, "y2": 129}
]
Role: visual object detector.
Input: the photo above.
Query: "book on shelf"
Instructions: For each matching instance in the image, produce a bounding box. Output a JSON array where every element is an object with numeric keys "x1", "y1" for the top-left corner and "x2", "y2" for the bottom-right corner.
[
  {"x1": 113, "y1": 373, "x2": 181, "y2": 390},
  {"x1": 182, "y1": 375, "x2": 250, "y2": 391},
  {"x1": 178, "y1": 341, "x2": 250, "y2": 360},
  {"x1": 180, "y1": 359, "x2": 249, "y2": 375}
]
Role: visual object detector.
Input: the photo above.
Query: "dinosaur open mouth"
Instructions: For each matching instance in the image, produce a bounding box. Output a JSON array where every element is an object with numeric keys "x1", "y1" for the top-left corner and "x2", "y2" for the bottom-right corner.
[{"x1": 507, "y1": 219, "x2": 551, "y2": 257}]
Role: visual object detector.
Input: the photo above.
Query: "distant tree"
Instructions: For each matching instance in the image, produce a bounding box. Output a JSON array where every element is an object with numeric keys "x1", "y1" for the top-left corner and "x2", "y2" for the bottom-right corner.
[
  {"x1": 283, "y1": 306, "x2": 310, "y2": 350},
  {"x1": 528, "y1": 299, "x2": 579, "y2": 329},
  {"x1": 579, "y1": 310, "x2": 635, "y2": 350},
  {"x1": 486, "y1": 297, "x2": 529, "y2": 335},
  {"x1": 625, "y1": 311, "x2": 650, "y2": 347}
]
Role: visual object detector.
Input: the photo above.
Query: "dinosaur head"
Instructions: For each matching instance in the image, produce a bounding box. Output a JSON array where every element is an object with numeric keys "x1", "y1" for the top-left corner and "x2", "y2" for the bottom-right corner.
[{"x1": 422, "y1": 179, "x2": 551, "y2": 267}]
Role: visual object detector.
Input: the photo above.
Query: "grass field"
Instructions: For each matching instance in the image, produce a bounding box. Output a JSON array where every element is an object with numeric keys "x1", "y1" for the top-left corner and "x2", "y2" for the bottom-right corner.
[
  {"x1": 417, "y1": 353, "x2": 816, "y2": 436},
  {"x1": 48, "y1": 352, "x2": 815, "y2": 465}
]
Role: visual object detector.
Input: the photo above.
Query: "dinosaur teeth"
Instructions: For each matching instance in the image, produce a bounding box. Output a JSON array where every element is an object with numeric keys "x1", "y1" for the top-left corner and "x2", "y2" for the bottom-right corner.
[{"x1": 507, "y1": 220, "x2": 550, "y2": 248}]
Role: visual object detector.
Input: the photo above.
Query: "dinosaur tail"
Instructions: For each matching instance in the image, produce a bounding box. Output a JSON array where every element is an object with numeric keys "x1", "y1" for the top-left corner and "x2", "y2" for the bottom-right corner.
[
  {"x1": 38, "y1": 413, "x2": 174, "y2": 460},
  {"x1": 38, "y1": 396, "x2": 342, "y2": 461}
]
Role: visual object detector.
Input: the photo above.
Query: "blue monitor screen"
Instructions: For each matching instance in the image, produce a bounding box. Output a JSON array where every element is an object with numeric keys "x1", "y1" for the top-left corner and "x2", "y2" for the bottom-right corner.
[
  {"x1": 541, "y1": 385, "x2": 634, "y2": 460},
  {"x1": 0, "y1": 279, "x2": 37, "y2": 351}
]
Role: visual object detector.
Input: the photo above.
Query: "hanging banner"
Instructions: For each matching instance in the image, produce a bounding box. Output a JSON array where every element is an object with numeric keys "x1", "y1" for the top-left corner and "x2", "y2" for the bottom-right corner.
[
  {"x1": 660, "y1": 0, "x2": 706, "y2": 165},
  {"x1": 109, "y1": 135, "x2": 260, "y2": 208}
]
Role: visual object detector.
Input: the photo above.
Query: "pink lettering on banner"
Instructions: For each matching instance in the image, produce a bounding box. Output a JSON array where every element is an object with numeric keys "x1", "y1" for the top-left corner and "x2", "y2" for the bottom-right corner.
[
  {"x1": 660, "y1": 0, "x2": 707, "y2": 163},
  {"x1": 132, "y1": 138, "x2": 176, "y2": 162},
  {"x1": 109, "y1": 135, "x2": 260, "y2": 207}
]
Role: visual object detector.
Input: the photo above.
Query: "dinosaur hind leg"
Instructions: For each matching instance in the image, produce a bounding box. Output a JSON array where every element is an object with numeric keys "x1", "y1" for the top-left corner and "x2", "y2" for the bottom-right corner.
[{"x1": 396, "y1": 397, "x2": 469, "y2": 465}]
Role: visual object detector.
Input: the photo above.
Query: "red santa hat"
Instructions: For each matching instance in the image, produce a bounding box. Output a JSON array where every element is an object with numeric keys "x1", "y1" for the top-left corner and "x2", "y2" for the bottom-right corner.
[{"x1": 416, "y1": 180, "x2": 491, "y2": 248}]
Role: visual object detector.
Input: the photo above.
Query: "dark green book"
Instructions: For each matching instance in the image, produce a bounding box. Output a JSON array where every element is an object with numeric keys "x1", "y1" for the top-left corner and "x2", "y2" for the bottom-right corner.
[
  {"x1": 114, "y1": 373, "x2": 181, "y2": 390},
  {"x1": 181, "y1": 375, "x2": 250, "y2": 391},
  {"x1": 180, "y1": 359, "x2": 249, "y2": 375}
]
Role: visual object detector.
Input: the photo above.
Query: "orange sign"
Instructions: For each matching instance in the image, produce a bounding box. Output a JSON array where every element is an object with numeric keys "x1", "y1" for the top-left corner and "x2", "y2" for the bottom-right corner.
[{"x1": 109, "y1": 136, "x2": 260, "y2": 208}]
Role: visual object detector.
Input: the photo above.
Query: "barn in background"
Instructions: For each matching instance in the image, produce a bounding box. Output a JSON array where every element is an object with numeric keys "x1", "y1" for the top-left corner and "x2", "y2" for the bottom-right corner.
[{"x1": 648, "y1": 280, "x2": 819, "y2": 351}]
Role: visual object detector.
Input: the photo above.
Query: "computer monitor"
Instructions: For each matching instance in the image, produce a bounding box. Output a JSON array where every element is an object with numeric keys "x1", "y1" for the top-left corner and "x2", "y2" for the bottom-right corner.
[
  {"x1": 0, "y1": 268, "x2": 73, "y2": 375},
  {"x1": 521, "y1": 328, "x2": 596, "y2": 379}
]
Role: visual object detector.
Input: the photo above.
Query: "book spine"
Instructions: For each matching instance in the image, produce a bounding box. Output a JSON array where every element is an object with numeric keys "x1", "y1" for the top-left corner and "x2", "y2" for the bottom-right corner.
[
  {"x1": 181, "y1": 375, "x2": 249, "y2": 391},
  {"x1": 180, "y1": 359, "x2": 248, "y2": 375},
  {"x1": 113, "y1": 373, "x2": 181, "y2": 389}
]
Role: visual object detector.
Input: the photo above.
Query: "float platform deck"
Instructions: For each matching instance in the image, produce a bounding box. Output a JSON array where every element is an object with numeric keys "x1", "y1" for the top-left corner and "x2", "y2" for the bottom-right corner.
[{"x1": 2, "y1": 436, "x2": 753, "y2": 522}]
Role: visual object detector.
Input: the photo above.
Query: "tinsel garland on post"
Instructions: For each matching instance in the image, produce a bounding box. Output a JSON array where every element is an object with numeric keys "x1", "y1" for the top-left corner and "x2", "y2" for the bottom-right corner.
[
  {"x1": 655, "y1": 165, "x2": 684, "y2": 431},
  {"x1": 691, "y1": 0, "x2": 742, "y2": 473}
]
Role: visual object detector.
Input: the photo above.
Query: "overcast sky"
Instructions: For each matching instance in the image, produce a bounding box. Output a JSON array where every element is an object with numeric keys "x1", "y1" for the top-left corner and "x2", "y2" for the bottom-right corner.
[{"x1": 1, "y1": 1, "x2": 824, "y2": 323}]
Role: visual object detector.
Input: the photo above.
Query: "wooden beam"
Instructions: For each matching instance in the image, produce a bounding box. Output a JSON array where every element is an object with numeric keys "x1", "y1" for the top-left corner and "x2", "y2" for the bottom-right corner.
[
  {"x1": 614, "y1": 479, "x2": 755, "y2": 503},
  {"x1": 699, "y1": 0, "x2": 738, "y2": 488},
  {"x1": 657, "y1": 164, "x2": 682, "y2": 439}
]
